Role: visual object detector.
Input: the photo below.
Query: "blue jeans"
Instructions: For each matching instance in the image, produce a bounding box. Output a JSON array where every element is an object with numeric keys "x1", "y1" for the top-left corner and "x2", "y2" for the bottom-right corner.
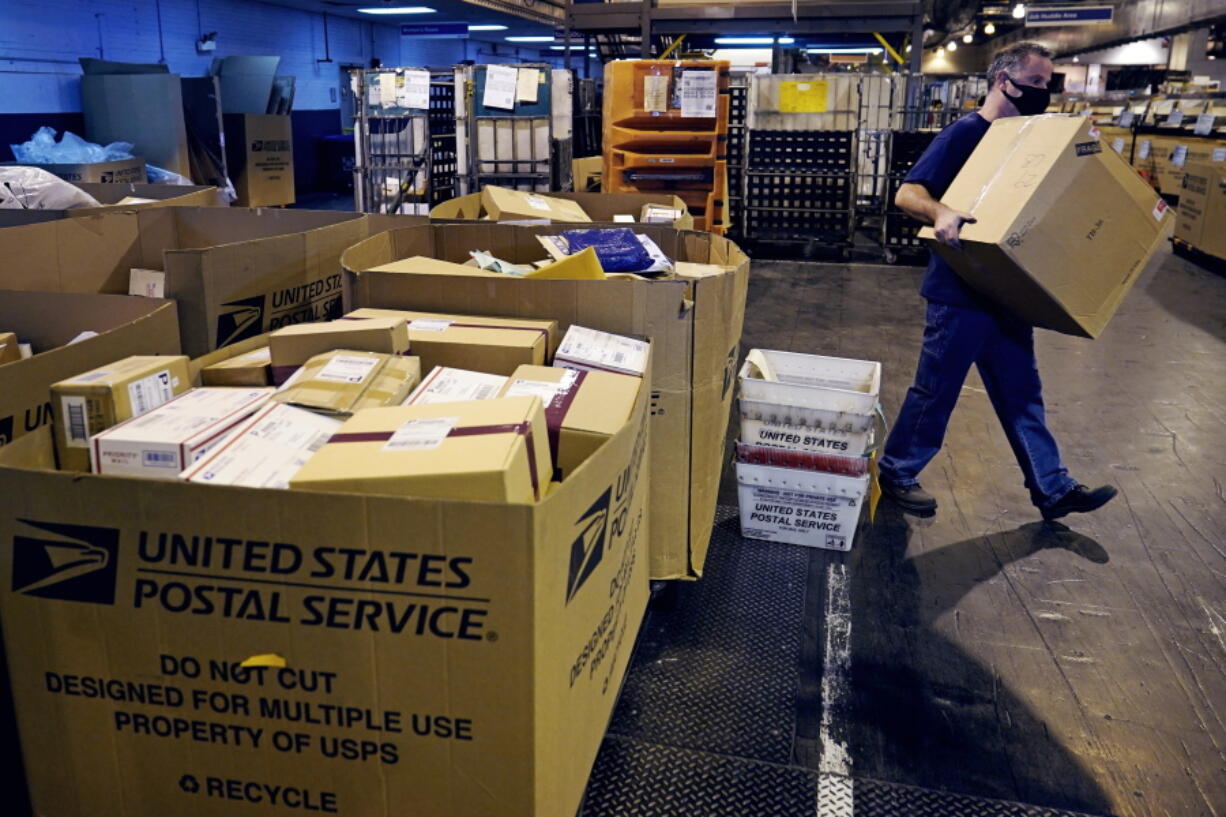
[{"x1": 879, "y1": 301, "x2": 1077, "y2": 510}]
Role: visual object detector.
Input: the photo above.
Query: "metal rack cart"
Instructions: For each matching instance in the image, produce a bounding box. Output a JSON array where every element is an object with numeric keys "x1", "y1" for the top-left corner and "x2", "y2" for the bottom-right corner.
[
  {"x1": 726, "y1": 75, "x2": 749, "y2": 240},
  {"x1": 457, "y1": 64, "x2": 574, "y2": 193},
  {"x1": 881, "y1": 129, "x2": 937, "y2": 264},
  {"x1": 351, "y1": 67, "x2": 458, "y2": 214},
  {"x1": 742, "y1": 73, "x2": 860, "y2": 256},
  {"x1": 573, "y1": 76, "x2": 603, "y2": 163}
]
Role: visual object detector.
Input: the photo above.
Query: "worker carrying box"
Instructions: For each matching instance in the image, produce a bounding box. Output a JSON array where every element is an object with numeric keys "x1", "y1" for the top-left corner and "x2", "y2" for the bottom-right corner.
[{"x1": 884, "y1": 42, "x2": 1167, "y2": 521}]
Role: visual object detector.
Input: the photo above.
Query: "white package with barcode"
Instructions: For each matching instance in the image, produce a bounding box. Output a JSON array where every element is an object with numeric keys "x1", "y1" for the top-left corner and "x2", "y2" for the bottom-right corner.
[
  {"x1": 182, "y1": 403, "x2": 343, "y2": 489},
  {"x1": 554, "y1": 325, "x2": 649, "y2": 377},
  {"x1": 92, "y1": 387, "x2": 273, "y2": 479},
  {"x1": 404, "y1": 367, "x2": 508, "y2": 405},
  {"x1": 128, "y1": 370, "x2": 177, "y2": 415}
]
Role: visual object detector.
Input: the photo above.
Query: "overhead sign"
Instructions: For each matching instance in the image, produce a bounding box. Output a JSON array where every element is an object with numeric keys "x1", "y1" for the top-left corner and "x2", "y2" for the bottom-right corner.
[
  {"x1": 1025, "y1": 5, "x2": 1114, "y2": 27},
  {"x1": 400, "y1": 23, "x2": 468, "y2": 38}
]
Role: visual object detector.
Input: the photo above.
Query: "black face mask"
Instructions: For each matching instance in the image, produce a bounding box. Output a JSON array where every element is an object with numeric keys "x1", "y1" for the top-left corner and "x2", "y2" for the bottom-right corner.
[{"x1": 1004, "y1": 76, "x2": 1051, "y2": 116}]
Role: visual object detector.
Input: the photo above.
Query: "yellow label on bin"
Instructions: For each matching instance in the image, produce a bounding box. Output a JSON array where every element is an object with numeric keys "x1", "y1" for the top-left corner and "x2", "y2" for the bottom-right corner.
[{"x1": 780, "y1": 80, "x2": 829, "y2": 114}]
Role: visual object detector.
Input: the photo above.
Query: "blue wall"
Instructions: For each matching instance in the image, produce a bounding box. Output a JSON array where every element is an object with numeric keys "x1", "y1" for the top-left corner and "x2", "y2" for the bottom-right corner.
[{"x1": 0, "y1": 0, "x2": 595, "y2": 115}]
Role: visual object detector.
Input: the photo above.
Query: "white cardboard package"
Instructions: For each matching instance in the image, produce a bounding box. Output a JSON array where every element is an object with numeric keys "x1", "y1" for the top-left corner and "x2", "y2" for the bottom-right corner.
[
  {"x1": 91, "y1": 387, "x2": 273, "y2": 478},
  {"x1": 181, "y1": 402, "x2": 344, "y2": 488}
]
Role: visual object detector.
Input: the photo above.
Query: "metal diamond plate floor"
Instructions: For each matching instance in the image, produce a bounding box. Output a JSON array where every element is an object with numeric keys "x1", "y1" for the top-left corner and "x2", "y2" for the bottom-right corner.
[
  {"x1": 580, "y1": 506, "x2": 1110, "y2": 817},
  {"x1": 606, "y1": 507, "x2": 808, "y2": 764}
]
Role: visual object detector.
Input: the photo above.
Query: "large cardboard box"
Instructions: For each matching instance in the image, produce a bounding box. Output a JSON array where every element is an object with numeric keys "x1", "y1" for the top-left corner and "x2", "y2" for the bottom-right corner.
[
  {"x1": 224, "y1": 114, "x2": 295, "y2": 207},
  {"x1": 431, "y1": 190, "x2": 694, "y2": 229},
  {"x1": 2, "y1": 157, "x2": 146, "y2": 184},
  {"x1": 0, "y1": 291, "x2": 181, "y2": 449},
  {"x1": 342, "y1": 222, "x2": 749, "y2": 579},
  {"x1": 0, "y1": 363, "x2": 650, "y2": 817},
  {"x1": 1175, "y1": 162, "x2": 1226, "y2": 259},
  {"x1": 0, "y1": 207, "x2": 412, "y2": 357},
  {"x1": 922, "y1": 115, "x2": 1174, "y2": 339}
]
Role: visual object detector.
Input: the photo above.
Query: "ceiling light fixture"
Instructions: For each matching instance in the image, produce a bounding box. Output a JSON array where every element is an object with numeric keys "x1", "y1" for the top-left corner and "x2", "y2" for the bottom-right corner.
[
  {"x1": 356, "y1": 6, "x2": 435, "y2": 14},
  {"x1": 1012, "y1": 3, "x2": 1026, "y2": 20},
  {"x1": 804, "y1": 46, "x2": 884, "y2": 54},
  {"x1": 947, "y1": 40, "x2": 958, "y2": 52},
  {"x1": 467, "y1": 25, "x2": 507, "y2": 31},
  {"x1": 963, "y1": 33, "x2": 974, "y2": 43},
  {"x1": 984, "y1": 22, "x2": 996, "y2": 35},
  {"x1": 714, "y1": 37, "x2": 795, "y2": 45},
  {"x1": 505, "y1": 35, "x2": 555, "y2": 42}
]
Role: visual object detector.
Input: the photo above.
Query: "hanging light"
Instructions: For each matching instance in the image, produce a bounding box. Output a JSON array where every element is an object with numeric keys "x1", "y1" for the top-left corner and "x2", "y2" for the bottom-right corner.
[
  {"x1": 963, "y1": 33, "x2": 974, "y2": 44},
  {"x1": 1012, "y1": 4, "x2": 1026, "y2": 20},
  {"x1": 1073, "y1": 55, "x2": 1080, "y2": 63},
  {"x1": 905, "y1": 43, "x2": 912, "y2": 53},
  {"x1": 984, "y1": 22, "x2": 996, "y2": 35},
  {"x1": 947, "y1": 40, "x2": 958, "y2": 52}
]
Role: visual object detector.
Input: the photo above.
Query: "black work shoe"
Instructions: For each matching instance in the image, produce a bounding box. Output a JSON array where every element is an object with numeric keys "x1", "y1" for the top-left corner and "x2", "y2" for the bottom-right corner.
[
  {"x1": 1042, "y1": 484, "x2": 1118, "y2": 521},
  {"x1": 880, "y1": 480, "x2": 937, "y2": 515}
]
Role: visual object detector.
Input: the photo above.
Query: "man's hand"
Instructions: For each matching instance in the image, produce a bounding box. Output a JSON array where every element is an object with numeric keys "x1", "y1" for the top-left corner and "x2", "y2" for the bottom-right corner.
[{"x1": 932, "y1": 206, "x2": 977, "y2": 249}]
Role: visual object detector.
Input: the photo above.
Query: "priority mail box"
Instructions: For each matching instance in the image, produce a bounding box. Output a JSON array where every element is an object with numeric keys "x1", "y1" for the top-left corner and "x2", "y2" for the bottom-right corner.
[
  {"x1": 181, "y1": 402, "x2": 344, "y2": 489},
  {"x1": 342, "y1": 222, "x2": 749, "y2": 578},
  {"x1": 1175, "y1": 162, "x2": 1226, "y2": 259},
  {"x1": 200, "y1": 346, "x2": 272, "y2": 386},
  {"x1": 51, "y1": 355, "x2": 192, "y2": 472},
  {"x1": 500, "y1": 365, "x2": 641, "y2": 481},
  {"x1": 292, "y1": 396, "x2": 552, "y2": 503},
  {"x1": 345, "y1": 308, "x2": 558, "y2": 377},
  {"x1": 92, "y1": 387, "x2": 272, "y2": 478},
  {"x1": 0, "y1": 291, "x2": 181, "y2": 450},
  {"x1": 272, "y1": 351, "x2": 422, "y2": 415},
  {"x1": 922, "y1": 115, "x2": 1174, "y2": 339},
  {"x1": 0, "y1": 369, "x2": 649, "y2": 817},
  {"x1": 555, "y1": 325, "x2": 649, "y2": 377},
  {"x1": 268, "y1": 318, "x2": 410, "y2": 385},
  {"x1": 405, "y1": 367, "x2": 508, "y2": 405},
  {"x1": 0, "y1": 206, "x2": 419, "y2": 357},
  {"x1": 431, "y1": 190, "x2": 693, "y2": 229},
  {"x1": 480, "y1": 186, "x2": 592, "y2": 223},
  {"x1": 224, "y1": 114, "x2": 295, "y2": 207}
]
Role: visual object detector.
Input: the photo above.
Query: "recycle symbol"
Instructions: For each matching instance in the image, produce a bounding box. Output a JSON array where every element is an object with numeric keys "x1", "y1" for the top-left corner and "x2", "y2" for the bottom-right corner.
[{"x1": 179, "y1": 775, "x2": 200, "y2": 794}]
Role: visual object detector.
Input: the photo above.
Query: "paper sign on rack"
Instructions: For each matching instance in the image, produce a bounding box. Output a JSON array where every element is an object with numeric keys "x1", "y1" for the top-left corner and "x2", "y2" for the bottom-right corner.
[
  {"x1": 643, "y1": 75, "x2": 669, "y2": 113},
  {"x1": 483, "y1": 64, "x2": 518, "y2": 111},
  {"x1": 402, "y1": 69, "x2": 431, "y2": 109},
  {"x1": 679, "y1": 70, "x2": 717, "y2": 118},
  {"x1": 377, "y1": 73, "x2": 398, "y2": 108},
  {"x1": 516, "y1": 68, "x2": 541, "y2": 103}
]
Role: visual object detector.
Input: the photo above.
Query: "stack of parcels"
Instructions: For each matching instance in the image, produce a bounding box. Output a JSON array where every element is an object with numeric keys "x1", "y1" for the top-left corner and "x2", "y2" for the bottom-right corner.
[
  {"x1": 290, "y1": 322, "x2": 647, "y2": 499},
  {"x1": 734, "y1": 349, "x2": 881, "y2": 551},
  {"x1": 46, "y1": 312, "x2": 647, "y2": 503}
]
